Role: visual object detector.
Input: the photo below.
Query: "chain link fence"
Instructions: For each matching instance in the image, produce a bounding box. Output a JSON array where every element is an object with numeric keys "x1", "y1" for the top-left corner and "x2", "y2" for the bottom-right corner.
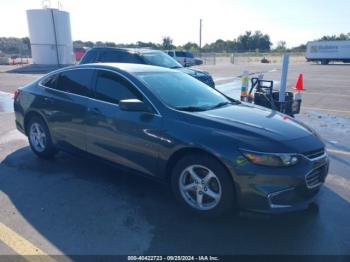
[
  {"x1": 229, "y1": 51, "x2": 306, "y2": 64},
  {"x1": 194, "y1": 52, "x2": 216, "y2": 65},
  {"x1": 192, "y1": 52, "x2": 306, "y2": 66}
]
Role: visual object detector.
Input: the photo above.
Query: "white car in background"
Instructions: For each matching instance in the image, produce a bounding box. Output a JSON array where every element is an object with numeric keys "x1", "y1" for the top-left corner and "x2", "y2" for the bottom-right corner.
[{"x1": 167, "y1": 50, "x2": 203, "y2": 67}]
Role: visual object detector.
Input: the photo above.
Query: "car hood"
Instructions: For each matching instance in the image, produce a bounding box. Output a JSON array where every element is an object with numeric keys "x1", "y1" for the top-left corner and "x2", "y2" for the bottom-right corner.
[
  {"x1": 177, "y1": 67, "x2": 209, "y2": 77},
  {"x1": 194, "y1": 103, "x2": 316, "y2": 142}
]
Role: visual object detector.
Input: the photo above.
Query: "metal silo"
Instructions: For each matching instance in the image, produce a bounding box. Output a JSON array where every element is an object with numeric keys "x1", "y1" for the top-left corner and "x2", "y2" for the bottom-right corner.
[{"x1": 26, "y1": 7, "x2": 74, "y2": 65}]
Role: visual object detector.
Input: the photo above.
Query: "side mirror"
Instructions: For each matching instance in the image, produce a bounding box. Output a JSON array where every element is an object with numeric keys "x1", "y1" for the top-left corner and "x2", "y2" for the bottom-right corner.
[{"x1": 119, "y1": 99, "x2": 152, "y2": 113}]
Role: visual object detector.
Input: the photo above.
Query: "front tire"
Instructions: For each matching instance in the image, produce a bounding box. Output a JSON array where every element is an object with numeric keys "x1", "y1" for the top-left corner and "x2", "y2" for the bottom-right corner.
[
  {"x1": 171, "y1": 154, "x2": 236, "y2": 216},
  {"x1": 27, "y1": 116, "x2": 57, "y2": 159}
]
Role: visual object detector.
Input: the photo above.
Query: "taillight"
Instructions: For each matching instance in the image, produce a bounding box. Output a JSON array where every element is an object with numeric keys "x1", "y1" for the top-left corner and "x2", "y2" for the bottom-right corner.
[{"x1": 14, "y1": 90, "x2": 20, "y2": 100}]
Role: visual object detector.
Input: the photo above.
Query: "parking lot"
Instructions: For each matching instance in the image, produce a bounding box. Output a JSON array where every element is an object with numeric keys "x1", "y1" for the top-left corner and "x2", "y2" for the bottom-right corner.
[{"x1": 0, "y1": 60, "x2": 350, "y2": 257}]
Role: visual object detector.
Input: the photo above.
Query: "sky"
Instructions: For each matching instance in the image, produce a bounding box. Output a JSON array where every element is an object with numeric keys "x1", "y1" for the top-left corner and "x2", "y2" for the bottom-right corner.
[{"x1": 1, "y1": 0, "x2": 350, "y2": 48}]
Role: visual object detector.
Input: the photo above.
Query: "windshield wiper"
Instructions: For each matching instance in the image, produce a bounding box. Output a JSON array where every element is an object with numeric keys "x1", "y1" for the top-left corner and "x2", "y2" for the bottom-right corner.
[
  {"x1": 175, "y1": 106, "x2": 209, "y2": 112},
  {"x1": 170, "y1": 66, "x2": 183, "y2": 69},
  {"x1": 208, "y1": 101, "x2": 232, "y2": 110}
]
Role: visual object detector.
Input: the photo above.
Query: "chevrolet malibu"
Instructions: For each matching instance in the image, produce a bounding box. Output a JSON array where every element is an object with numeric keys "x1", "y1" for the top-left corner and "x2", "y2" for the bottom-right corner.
[{"x1": 14, "y1": 63, "x2": 329, "y2": 216}]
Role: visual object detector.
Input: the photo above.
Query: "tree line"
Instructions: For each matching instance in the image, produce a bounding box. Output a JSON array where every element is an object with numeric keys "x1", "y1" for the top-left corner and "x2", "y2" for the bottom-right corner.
[
  {"x1": 73, "y1": 31, "x2": 273, "y2": 53},
  {"x1": 0, "y1": 37, "x2": 31, "y2": 56},
  {"x1": 1, "y1": 32, "x2": 350, "y2": 55},
  {"x1": 320, "y1": 33, "x2": 350, "y2": 41}
]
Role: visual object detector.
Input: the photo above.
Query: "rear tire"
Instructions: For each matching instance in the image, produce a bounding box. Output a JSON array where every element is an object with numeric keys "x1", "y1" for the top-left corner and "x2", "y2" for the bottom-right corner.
[
  {"x1": 171, "y1": 154, "x2": 236, "y2": 217},
  {"x1": 320, "y1": 59, "x2": 329, "y2": 65},
  {"x1": 27, "y1": 116, "x2": 57, "y2": 159}
]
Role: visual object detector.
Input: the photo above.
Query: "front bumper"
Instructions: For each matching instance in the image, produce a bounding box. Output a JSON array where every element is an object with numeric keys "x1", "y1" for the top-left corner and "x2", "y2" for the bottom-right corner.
[{"x1": 233, "y1": 151, "x2": 329, "y2": 214}]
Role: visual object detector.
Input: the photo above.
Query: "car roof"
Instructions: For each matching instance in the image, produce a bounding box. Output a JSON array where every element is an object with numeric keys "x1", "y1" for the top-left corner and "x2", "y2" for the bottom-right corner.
[
  {"x1": 87, "y1": 47, "x2": 163, "y2": 54},
  {"x1": 167, "y1": 50, "x2": 191, "y2": 53},
  {"x1": 74, "y1": 63, "x2": 174, "y2": 74}
]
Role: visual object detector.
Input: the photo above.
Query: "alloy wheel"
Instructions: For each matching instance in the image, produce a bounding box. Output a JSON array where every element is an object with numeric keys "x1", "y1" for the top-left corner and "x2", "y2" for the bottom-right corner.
[
  {"x1": 179, "y1": 165, "x2": 222, "y2": 210},
  {"x1": 29, "y1": 122, "x2": 47, "y2": 152}
]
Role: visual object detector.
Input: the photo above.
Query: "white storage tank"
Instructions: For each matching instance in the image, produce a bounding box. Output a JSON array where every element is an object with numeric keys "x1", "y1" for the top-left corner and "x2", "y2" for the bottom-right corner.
[{"x1": 26, "y1": 8, "x2": 74, "y2": 65}]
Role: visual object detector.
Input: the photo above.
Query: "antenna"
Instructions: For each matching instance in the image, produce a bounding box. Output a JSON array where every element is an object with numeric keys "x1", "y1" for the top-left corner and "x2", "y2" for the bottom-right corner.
[
  {"x1": 199, "y1": 19, "x2": 202, "y2": 53},
  {"x1": 58, "y1": 1, "x2": 63, "y2": 10},
  {"x1": 42, "y1": 0, "x2": 51, "y2": 8}
]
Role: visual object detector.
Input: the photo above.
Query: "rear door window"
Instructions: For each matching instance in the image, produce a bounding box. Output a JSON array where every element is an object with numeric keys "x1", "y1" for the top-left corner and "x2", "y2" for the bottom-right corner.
[
  {"x1": 98, "y1": 51, "x2": 142, "y2": 63},
  {"x1": 120, "y1": 53, "x2": 143, "y2": 63},
  {"x1": 56, "y1": 69, "x2": 94, "y2": 97},
  {"x1": 94, "y1": 70, "x2": 142, "y2": 104},
  {"x1": 80, "y1": 50, "x2": 97, "y2": 64},
  {"x1": 41, "y1": 74, "x2": 58, "y2": 89}
]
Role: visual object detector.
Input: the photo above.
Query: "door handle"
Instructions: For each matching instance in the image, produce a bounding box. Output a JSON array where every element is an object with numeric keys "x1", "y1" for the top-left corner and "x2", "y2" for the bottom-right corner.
[
  {"x1": 88, "y1": 107, "x2": 101, "y2": 113},
  {"x1": 43, "y1": 97, "x2": 54, "y2": 104}
]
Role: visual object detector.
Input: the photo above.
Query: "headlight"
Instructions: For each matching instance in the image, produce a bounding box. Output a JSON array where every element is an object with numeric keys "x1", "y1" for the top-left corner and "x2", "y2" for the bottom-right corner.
[{"x1": 240, "y1": 150, "x2": 299, "y2": 167}]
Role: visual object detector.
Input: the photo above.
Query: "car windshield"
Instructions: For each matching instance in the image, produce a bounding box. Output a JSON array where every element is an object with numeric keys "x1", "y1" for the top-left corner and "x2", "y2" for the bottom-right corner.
[
  {"x1": 141, "y1": 51, "x2": 183, "y2": 69},
  {"x1": 136, "y1": 71, "x2": 233, "y2": 111}
]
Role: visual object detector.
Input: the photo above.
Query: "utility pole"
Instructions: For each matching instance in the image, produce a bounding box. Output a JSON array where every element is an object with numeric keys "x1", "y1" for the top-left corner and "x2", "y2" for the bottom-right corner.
[{"x1": 199, "y1": 19, "x2": 202, "y2": 53}]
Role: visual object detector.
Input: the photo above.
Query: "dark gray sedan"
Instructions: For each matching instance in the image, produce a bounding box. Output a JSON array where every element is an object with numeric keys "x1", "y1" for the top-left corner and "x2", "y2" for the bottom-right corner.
[{"x1": 14, "y1": 63, "x2": 329, "y2": 216}]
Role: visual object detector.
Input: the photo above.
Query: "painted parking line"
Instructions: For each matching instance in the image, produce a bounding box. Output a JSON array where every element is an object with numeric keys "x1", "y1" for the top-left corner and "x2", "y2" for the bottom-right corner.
[
  {"x1": 216, "y1": 81, "x2": 241, "y2": 100},
  {"x1": 0, "y1": 91, "x2": 13, "y2": 96},
  {"x1": 214, "y1": 76, "x2": 239, "y2": 82},
  {"x1": 327, "y1": 149, "x2": 350, "y2": 157},
  {"x1": 0, "y1": 223, "x2": 55, "y2": 261},
  {"x1": 216, "y1": 81, "x2": 241, "y2": 90},
  {"x1": 327, "y1": 174, "x2": 350, "y2": 190},
  {"x1": 0, "y1": 91, "x2": 14, "y2": 113},
  {"x1": 214, "y1": 69, "x2": 278, "y2": 83},
  {"x1": 326, "y1": 174, "x2": 350, "y2": 201}
]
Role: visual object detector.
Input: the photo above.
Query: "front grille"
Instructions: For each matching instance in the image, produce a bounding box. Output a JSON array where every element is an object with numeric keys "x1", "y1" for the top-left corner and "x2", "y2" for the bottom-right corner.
[
  {"x1": 303, "y1": 148, "x2": 325, "y2": 160},
  {"x1": 269, "y1": 187, "x2": 320, "y2": 207},
  {"x1": 305, "y1": 166, "x2": 325, "y2": 189}
]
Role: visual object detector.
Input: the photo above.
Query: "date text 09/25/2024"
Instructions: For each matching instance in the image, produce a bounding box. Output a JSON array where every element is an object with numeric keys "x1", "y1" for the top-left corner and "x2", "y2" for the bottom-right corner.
[{"x1": 127, "y1": 256, "x2": 220, "y2": 261}]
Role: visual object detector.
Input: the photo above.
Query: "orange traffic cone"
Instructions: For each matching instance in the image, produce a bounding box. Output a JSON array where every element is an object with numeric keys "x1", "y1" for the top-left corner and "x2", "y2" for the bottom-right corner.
[{"x1": 294, "y1": 74, "x2": 304, "y2": 91}]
